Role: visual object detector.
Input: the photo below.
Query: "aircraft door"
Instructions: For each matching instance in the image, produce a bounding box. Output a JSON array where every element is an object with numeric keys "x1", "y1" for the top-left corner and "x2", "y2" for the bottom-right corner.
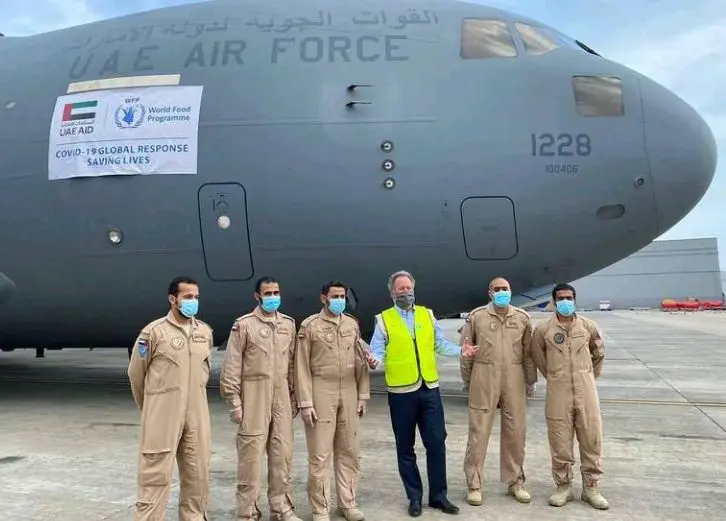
[
  {"x1": 198, "y1": 183, "x2": 254, "y2": 281},
  {"x1": 460, "y1": 196, "x2": 519, "y2": 260}
]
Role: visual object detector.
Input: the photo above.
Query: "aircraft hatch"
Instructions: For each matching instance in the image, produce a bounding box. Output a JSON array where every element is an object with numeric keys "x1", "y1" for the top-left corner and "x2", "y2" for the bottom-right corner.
[
  {"x1": 198, "y1": 182, "x2": 254, "y2": 281},
  {"x1": 460, "y1": 196, "x2": 519, "y2": 260}
]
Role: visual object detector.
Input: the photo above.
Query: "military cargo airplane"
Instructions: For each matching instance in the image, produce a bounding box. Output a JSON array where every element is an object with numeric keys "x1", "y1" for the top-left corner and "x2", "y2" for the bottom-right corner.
[{"x1": 0, "y1": 0, "x2": 718, "y2": 355}]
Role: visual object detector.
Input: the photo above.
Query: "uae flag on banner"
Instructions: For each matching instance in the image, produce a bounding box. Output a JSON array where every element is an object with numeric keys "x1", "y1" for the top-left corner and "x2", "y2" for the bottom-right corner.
[{"x1": 62, "y1": 100, "x2": 98, "y2": 122}]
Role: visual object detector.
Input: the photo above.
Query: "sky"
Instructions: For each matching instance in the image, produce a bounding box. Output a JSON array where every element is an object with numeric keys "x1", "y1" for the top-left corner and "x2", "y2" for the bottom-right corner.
[{"x1": 1, "y1": 0, "x2": 724, "y2": 267}]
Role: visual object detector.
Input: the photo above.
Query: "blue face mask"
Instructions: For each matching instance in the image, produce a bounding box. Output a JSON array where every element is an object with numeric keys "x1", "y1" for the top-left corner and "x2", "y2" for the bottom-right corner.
[
  {"x1": 492, "y1": 290, "x2": 511, "y2": 308},
  {"x1": 556, "y1": 299, "x2": 575, "y2": 317},
  {"x1": 261, "y1": 295, "x2": 281, "y2": 313},
  {"x1": 179, "y1": 299, "x2": 198, "y2": 318},
  {"x1": 328, "y1": 297, "x2": 346, "y2": 315}
]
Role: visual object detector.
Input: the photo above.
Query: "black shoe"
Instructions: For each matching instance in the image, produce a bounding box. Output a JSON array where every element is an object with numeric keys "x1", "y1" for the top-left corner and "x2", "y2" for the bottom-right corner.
[
  {"x1": 408, "y1": 500, "x2": 422, "y2": 517},
  {"x1": 429, "y1": 498, "x2": 460, "y2": 515}
]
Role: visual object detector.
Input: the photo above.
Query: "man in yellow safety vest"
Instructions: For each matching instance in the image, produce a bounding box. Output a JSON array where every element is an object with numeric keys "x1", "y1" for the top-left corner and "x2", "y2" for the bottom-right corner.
[{"x1": 363, "y1": 270, "x2": 477, "y2": 518}]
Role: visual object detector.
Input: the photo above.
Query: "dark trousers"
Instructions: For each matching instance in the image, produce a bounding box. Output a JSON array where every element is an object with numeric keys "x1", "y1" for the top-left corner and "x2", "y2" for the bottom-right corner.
[{"x1": 388, "y1": 385, "x2": 448, "y2": 504}]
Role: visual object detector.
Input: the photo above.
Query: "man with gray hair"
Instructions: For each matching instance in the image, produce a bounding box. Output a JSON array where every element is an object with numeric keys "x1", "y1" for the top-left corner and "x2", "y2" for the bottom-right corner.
[{"x1": 365, "y1": 270, "x2": 477, "y2": 517}]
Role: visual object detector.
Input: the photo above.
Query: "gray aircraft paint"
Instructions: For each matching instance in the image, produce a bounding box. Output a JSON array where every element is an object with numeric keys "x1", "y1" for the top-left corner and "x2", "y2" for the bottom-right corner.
[{"x1": 0, "y1": 0, "x2": 718, "y2": 350}]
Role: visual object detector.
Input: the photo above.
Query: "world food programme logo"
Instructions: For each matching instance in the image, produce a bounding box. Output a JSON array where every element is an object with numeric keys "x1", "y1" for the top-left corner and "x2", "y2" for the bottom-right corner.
[{"x1": 114, "y1": 103, "x2": 146, "y2": 129}]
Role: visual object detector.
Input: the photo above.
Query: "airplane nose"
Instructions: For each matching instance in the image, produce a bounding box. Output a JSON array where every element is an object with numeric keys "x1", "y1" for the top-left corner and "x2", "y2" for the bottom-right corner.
[{"x1": 640, "y1": 77, "x2": 718, "y2": 234}]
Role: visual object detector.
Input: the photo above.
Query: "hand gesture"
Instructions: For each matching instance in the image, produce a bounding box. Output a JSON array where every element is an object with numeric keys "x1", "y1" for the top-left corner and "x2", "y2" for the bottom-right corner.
[
  {"x1": 363, "y1": 349, "x2": 379, "y2": 369},
  {"x1": 526, "y1": 384, "x2": 536, "y2": 398},
  {"x1": 357, "y1": 400, "x2": 367, "y2": 417},
  {"x1": 291, "y1": 394, "x2": 299, "y2": 418},
  {"x1": 229, "y1": 406, "x2": 243, "y2": 424},
  {"x1": 301, "y1": 406, "x2": 318, "y2": 427},
  {"x1": 461, "y1": 337, "x2": 478, "y2": 358}
]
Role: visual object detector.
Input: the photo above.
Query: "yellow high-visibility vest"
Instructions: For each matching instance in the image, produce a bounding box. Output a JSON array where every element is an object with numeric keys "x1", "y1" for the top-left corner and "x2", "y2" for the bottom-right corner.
[{"x1": 380, "y1": 305, "x2": 439, "y2": 387}]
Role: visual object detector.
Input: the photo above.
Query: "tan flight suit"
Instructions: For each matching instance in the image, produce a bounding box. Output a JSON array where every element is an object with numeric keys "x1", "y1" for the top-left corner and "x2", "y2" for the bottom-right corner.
[
  {"x1": 219, "y1": 307, "x2": 299, "y2": 521},
  {"x1": 530, "y1": 314, "x2": 608, "y2": 509},
  {"x1": 459, "y1": 304, "x2": 537, "y2": 498},
  {"x1": 128, "y1": 311, "x2": 214, "y2": 521},
  {"x1": 294, "y1": 311, "x2": 371, "y2": 518}
]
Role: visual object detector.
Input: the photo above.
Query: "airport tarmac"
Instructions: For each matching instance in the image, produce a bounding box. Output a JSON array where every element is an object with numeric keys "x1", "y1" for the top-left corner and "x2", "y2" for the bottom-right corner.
[{"x1": 1, "y1": 309, "x2": 726, "y2": 520}]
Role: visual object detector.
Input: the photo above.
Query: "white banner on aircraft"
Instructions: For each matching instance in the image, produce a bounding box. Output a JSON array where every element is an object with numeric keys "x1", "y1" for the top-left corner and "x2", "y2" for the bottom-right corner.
[{"x1": 47, "y1": 85, "x2": 204, "y2": 180}]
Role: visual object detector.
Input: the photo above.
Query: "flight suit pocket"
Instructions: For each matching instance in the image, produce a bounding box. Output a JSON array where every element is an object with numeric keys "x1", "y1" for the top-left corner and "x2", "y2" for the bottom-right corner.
[
  {"x1": 468, "y1": 363, "x2": 493, "y2": 410},
  {"x1": 146, "y1": 345, "x2": 181, "y2": 394},
  {"x1": 474, "y1": 338, "x2": 495, "y2": 364},
  {"x1": 276, "y1": 326, "x2": 292, "y2": 347},
  {"x1": 545, "y1": 336, "x2": 568, "y2": 377},
  {"x1": 340, "y1": 330, "x2": 357, "y2": 378},
  {"x1": 317, "y1": 326, "x2": 338, "y2": 349},
  {"x1": 141, "y1": 397, "x2": 178, "y2": 451},
  {"x1": 503, "y1": 319, "x2": 522, "y2": 363},
  {"x1": 241, "y1": 380, "x2": 270, "y2": 435},
  {"x1": 544, "y1": 388, "x2": 569, "y2": 420},
  {"x1": 139, "y1": 450, "x2": 173, "y2": 488},
  {"x1": 277, "y1": 329, "x2": 292, "y2": 376},
  {"x1": 570, "y1": 332, "x2": 590, "y2": 372},
  {"x1": 511, "y1": 342, "x2": 523, "y2": 365},
  {"x1": 570, "y1": 331, "x2": 588, "y2": 354},
  {"x1": 243, "y1": 336, "x2": 271, "y2": 378},
  {"x1": 191, "y1": 334, "x2": 211, "y2": 387}
]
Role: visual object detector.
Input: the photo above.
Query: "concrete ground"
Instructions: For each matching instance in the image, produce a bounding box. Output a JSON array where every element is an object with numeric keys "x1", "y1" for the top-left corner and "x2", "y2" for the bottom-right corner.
[{"x1": 1, "y1": 309, "x2": 726, "y2": 520}]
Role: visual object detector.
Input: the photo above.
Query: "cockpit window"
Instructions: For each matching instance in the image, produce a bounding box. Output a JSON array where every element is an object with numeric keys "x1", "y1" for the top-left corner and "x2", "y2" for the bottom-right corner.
[
  {"x1": 460, "y1": 19, "x2": 518, "y2": 59},
  {"x1": 514, "y1": 23, "x2": 561, "y2": 55},
  {"x1": 572, "y1": 76, "x2": 624, "y2": 117}
]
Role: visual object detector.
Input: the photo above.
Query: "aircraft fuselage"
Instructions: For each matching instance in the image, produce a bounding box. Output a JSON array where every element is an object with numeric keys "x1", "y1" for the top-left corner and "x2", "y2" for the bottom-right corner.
[{"x1": 0, "y1": 0, "x2": 717, "y2": 348}]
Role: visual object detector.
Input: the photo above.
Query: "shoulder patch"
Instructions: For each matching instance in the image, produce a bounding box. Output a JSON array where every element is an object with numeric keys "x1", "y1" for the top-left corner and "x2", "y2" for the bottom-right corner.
[{"x1": 137, "y1": 337, "x2": 149, "y2": 358}]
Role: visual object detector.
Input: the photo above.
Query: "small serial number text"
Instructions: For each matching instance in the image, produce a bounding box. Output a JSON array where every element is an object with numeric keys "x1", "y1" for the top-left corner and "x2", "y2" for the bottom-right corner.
[{"x1": 545, "y1": 164, "x2": 579, "y2": 174}]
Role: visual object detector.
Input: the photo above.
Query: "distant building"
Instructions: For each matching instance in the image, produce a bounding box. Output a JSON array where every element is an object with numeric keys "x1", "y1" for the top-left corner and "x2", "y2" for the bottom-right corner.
[{"x1": 570, "y1": 238, "x2": 723, "y2": 310}]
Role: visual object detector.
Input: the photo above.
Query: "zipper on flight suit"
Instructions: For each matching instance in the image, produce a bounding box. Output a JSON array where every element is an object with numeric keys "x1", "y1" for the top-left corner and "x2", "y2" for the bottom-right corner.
[{"x1": 271, "y1": 321, "x2": 278, "y2": 403}]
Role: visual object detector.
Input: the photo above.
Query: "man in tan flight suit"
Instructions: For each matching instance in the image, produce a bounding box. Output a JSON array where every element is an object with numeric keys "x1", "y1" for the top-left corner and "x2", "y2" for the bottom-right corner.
[
  {"x1": 459, "y1": 277, "x2": 537, "y2": 506},
  {"x1": 219, "y1": 276, "x2": 303, "y2": 521},
  {"x1": 128, "y1": 276, "x2": 214, "y2": 521},
  {"x1": 531, "y1": 282, "x2": 609, "y2": 510},
  {"x1": 295, "y1": 281, "x2": 371, "y2": 521}
]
